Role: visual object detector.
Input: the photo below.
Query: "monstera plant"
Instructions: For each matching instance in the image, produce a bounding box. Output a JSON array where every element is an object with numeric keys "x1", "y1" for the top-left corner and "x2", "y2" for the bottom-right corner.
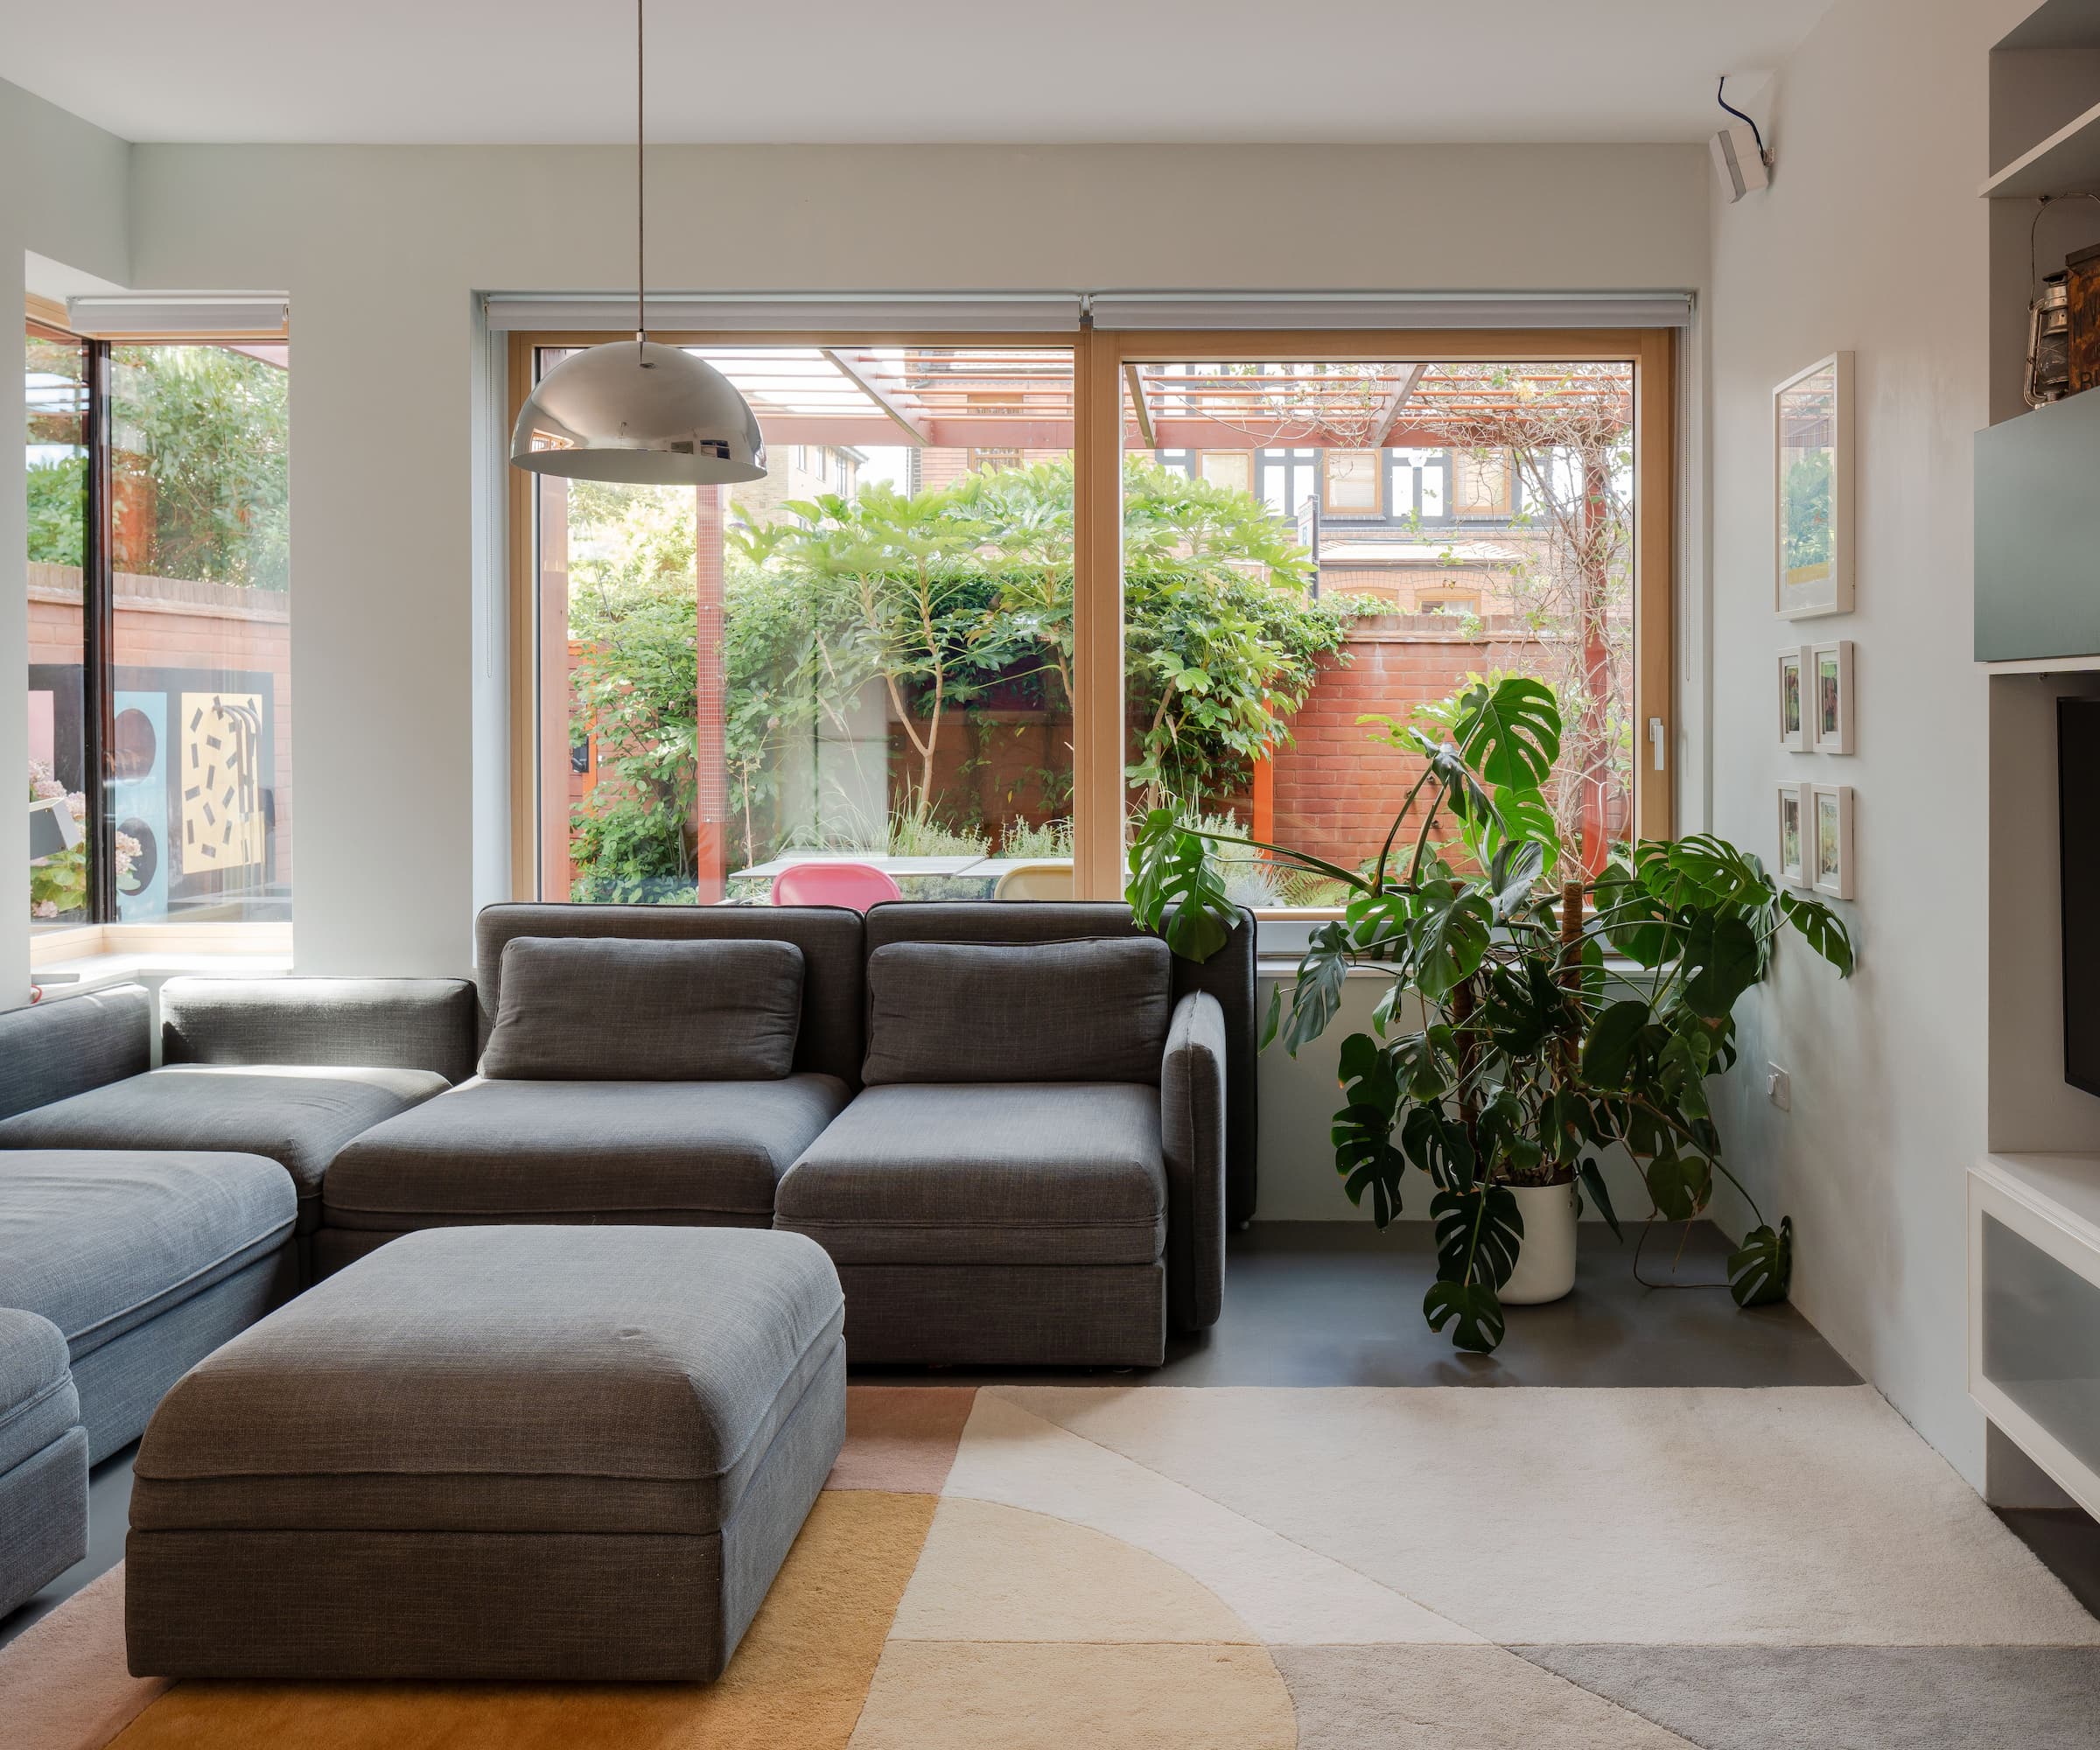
[{"x1": 1127, "y1": 676, "x2": 1853, "y2": 1354}]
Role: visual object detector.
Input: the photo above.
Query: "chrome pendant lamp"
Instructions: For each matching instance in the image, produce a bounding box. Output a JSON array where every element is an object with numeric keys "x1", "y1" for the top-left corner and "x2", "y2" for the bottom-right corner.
[{"x1": 509, "y1": 0, "x2": 765, "y2": 485}]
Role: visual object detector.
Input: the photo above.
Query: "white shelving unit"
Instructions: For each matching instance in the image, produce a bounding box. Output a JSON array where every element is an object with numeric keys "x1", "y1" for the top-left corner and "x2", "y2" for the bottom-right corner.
[
  {"x1": 1983, "y1": 97, "x2": 2100, "y2": 199},
  {"x1": 1970, "y1": 1155, "x2": 2100, "y2": 1517}
]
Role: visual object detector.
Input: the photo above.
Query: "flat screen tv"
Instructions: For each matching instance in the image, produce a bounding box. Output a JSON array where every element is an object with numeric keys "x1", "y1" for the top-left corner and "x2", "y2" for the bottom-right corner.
[{"x1": 2061, "y1": 697, "x2": 2100, "y2": 1096}]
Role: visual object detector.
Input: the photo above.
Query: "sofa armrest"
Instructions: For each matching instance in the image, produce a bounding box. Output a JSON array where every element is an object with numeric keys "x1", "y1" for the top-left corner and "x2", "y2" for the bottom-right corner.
[
  {"x1": 1161, "y1": 990, "x2": 1228, "y2": 1332},
  {"x1": 0, "y1": 984, "x2": 151, "y2": 1122},
  {"x1": 161, "y1": 977, "x2": 479, "y2": 1084}
]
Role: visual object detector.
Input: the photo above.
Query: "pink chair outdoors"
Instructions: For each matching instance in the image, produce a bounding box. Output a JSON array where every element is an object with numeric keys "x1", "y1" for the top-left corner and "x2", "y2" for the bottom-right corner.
[{"x1": 770, "y1": 860, "x2": 903, "y2": 914}]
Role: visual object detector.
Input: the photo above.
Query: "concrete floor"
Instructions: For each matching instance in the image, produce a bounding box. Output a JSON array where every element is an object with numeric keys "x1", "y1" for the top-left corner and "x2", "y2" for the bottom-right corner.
[{"x1": 4, "y1": 1220, "x2": 2095, "y2": 1651}]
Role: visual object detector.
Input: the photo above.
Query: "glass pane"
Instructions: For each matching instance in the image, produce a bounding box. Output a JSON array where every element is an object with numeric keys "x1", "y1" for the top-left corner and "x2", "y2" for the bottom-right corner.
[
  {"x1": 26, "y1": 324, "x2": 88, "y2": 928},
  {"x1": 107, "y1": 342, "x2": 293, "y2": 923},
  {"x1": 541, "y1": 344, "x2": 1078, "y2": 906},
  {"x1": 1124, "y1": 357, "x2": 1637, "y2": 905},
  {"x1": 1982, "y1": 1214, "x2": 2100, "y2": 1475}
]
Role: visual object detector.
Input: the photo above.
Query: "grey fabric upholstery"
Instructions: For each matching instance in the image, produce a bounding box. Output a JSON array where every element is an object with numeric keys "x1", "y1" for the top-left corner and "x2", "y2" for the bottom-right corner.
[
  {"x1": 476, "y1": 903, "x2": 865, "y2": 1086},
  {"x1": 0, "y1": 1065, "x2": 448, "y2": 1235},
  {"x1": 861, "y1": 938, "x2": 1172, "y2": 1086},
  {"x1": 835, "y1": 1261, "x2": 1166, "y2": 1366},
  {"x1": 1162, "y1": 992, "x2": 1228, "y2": 1331},
  {"x1": 481, "y1": 936, "x2": 803, "y2": 1082},
  {"x1": 127, "y1": 1225, "x2": 845, "y2": 1681},
  {"x1": 162, "y1": 976, "x2": 478, "y2": 1084},
  {"x1": 777, "y1": 1084, "x2": 1166, "y2": 1266},
  {"x1": 0, "y1": 985, "x2": 150, "y2": 1123},
  {"x1": 0, "y1": 1424, "x2": 87, "y2": 1620},
  {"x1": 70, "y1": 1252, "x2": 290, "y2": 1462},
  {"x1": 0, "y1": 1151, "x2": 296, "y2": 1460},
  {"x1": 324, "y1": 1074, "x2": 850, "y2": 1233},
  {"x1": 864, "y1": 901, "x2": 1260, "y2": 1224},
  {"x1": 0, "y1": 1306, "x2": 78, "y2": 1474}
]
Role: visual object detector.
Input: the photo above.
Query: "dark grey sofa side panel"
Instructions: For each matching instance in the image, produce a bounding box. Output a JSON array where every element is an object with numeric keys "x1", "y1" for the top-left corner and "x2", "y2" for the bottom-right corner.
[
  {"x1": 0, "y1": 984, "x2": 151, "y2": 1122},
  {"x1": 162, "y1": 978, "x2": 480, "y2": 1084},
  {"x1": 474, "y1": 904, "x2": 866, "y2": 1088},
  {"x1": 863, "y1": 901, "x2": 1260, "y2": 1226}
]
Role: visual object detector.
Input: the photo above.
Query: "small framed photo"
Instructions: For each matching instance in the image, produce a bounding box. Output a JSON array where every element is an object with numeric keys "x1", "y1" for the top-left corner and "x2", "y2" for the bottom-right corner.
[
  {"x1": 1776, "y1": 782, "x2": 1810, "y2": 886},
  {"x1": 1810, "y1": 640, "x2": 1855, "y2": 753},
  {"x1": 1778, "y1": 648, "x2": 1809, "y2": 751},
  {"x1": 1810, "y1": 783, "x2": 1855, "y2": 900},
  {"x1": 1774, "y1": 352, "x2": 1856, "y2": 620}
]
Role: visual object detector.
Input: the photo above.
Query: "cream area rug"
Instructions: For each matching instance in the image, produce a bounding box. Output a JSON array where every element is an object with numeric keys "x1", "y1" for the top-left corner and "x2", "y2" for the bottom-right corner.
[{"x1": 3, "y1": 1384, "x2": 2096, "y2": 1749}]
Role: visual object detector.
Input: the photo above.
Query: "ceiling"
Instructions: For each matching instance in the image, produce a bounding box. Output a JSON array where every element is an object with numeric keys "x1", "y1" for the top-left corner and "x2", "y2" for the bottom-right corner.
[{"x1": 0, "y1": 1, "x2": 1820, "y2": 146}]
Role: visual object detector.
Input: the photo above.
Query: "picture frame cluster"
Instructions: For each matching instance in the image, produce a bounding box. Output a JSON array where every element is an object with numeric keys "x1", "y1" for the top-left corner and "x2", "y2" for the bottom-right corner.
[{"x1": 1773, "y1": 349, "x2": 1857, "y2": 900}]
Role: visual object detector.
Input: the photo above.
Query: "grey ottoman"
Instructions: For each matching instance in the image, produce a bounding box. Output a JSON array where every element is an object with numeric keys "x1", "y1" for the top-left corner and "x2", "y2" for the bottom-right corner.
[
  {"x1": 0, "y1": 1307, "x2": 87, "y2": 1619},
  {"x1": 124, "y1": 1225, "x2": 845, "y2": 1682}
]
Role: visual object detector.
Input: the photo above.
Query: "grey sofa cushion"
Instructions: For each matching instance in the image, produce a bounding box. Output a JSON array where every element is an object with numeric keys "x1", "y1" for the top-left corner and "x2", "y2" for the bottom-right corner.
[
  {"x1": 0, "y1": 1067, "x2": 447, "y2": 1234},
  {"x1": 865, "y1": 900, "x2": 1259, "y2": 1226},
  {"x1": 0, "y1": 1306, "x2": 79, "y2": 1474},
  {"x1": 0, "y1": 1150, "x2": 294, "y2": 1362},
  {"x1": 162, "y1": 977, "x2": 479, "y2": 1084},
  {"x1": 861, "y1": 938, "x2": 1172, "y2": 1086},
  {"x1": 0, "y1": 985, "x2": 150, "y2": 1123},
  {"x1": 480, "y1": 936, "x2": 803, "y2": 1082},
  {"x1": 132, "y1": 1225, "x2": 844, "y2": 1536},
  {"x1": 476, "y1": 904, "x2": 866, "y2": 1087},
  {"x1": 324, "y1": 1074, "x2": 851, "y2": 1228},
  {"x1": 776, "y1": 1082, "x2": 1166, "y2": 1266}
]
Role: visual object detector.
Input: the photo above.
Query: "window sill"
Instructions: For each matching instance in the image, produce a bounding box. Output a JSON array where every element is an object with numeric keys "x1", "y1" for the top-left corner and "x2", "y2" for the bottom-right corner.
[{"x1": 30, "y1": 922, "x2": 293, "y2": 996}]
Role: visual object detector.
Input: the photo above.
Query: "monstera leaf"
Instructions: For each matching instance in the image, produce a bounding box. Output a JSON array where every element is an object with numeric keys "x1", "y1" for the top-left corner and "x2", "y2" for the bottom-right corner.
[
  {"x1": 1333, "y1": 1032, "x2": 1406, "y2": 1225},
  {"x1": 1451, "y1": 676, "x2": 1561, "y2": 792},
  {"x1": 1643, "y1": 1147, "x2": 1713, "y2": 1222},
  {"x1": 1124, "y1": 808, "x2": 1235, "y2": 962},
  {"x1": 1424, "y1": 1279, "x2": 1508, "y2": 1355},
  {"x1": 1775, "y1": 889, "x2": 1856, "y2": 976},
  {"x1": 1678, "y1": 913, "x2": 1762, "y2": 1021},
  {"x1": 1275, "y1": 922, "x2": 1353, "y2": 1056},
  {"x1": 1424, "y1": 1182, "x2": 1524, "y2": 1354},
  {"x1": 1727, "y1": 1216, "x2": 1794, "y2": 1307},
  {"x1": 1409, "y1": 882, "x2": 1494, "y2": 1001}
]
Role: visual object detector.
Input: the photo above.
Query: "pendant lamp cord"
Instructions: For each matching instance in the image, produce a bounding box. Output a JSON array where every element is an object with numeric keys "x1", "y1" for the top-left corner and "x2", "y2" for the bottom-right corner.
[{"x1": 636, "y1": 0, "x2": 647, "y2": 353}]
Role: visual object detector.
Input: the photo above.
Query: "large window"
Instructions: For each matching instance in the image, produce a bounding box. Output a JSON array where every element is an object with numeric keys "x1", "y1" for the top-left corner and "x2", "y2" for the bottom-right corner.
[
  {"x1": 515, "y1": 328, "x2": 1672, "y2": 913},
  {"x1": 24, "y1": 318, "x2": 291, "y2": 935}
]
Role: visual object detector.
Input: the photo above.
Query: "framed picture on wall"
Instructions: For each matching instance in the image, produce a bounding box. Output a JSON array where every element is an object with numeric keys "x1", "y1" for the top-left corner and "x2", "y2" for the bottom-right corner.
[
  {"x1": 1811, "y1": 783, "x2": 1855, "y2": 900},
  {"x1": 1810, "y1": 640, "x2": 1856, "y2": 753},
  {"x1": 1779, "y1": 648, "x2": 1808, "y2": 751},
  {"x1": 1776, "y1": 782, "x2": 1810, "y2": 886},
  {"x1": 1774, "y1": 351, "x2": 1856, "y2": 620}
]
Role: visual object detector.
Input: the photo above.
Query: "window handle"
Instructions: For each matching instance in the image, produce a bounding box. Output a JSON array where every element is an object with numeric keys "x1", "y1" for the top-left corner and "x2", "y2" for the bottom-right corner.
[{"x1": 1648, "y1": 717, "x2": 1667, "y2": 772}]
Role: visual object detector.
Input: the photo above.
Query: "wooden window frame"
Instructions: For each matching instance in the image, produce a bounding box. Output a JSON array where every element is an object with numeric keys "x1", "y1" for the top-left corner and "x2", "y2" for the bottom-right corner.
[
  {"x1": 1320, "y1": 447, "x2": 1384, "y2": 518},
  {"x1": 508, "y1": 324, "x2": 1676, "y2": 906}
]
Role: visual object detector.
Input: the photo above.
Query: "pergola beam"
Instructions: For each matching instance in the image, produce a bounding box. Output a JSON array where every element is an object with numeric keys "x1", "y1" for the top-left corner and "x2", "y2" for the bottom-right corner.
[
  {"x1": 1124, "y1": 362, "x2": 1155, "y2": 448},
  {"x1": 1368, "y1": 363, "x2": 1428, "y2": 448},
  {"x1": 819, "y1": 348, "x2": 932, "y2": 447}
]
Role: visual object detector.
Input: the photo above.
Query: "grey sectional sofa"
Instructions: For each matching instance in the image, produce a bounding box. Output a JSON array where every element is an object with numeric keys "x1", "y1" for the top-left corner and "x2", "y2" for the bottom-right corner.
[
  {"x1": 324, "y1": 898, "x2": 1254, "y2": 1365},
  {"x1": 0, "y1": 1306, "x2": 87, "y2": 1619}
]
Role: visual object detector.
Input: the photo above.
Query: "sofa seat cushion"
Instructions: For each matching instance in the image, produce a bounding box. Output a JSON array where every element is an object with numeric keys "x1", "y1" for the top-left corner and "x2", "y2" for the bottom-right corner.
[
  {"x1": 775, "y1": 1083, "x2": 1166, "y2": 1266},
  {"x1": 324, "y1": 1074, "x2": 851, "y2": 1230},
  {"x1": 0, "y1": 1306, "x2": 80, "y2": 1474},
  {"x1": 130, "y1": 1225, "x2": 844, "y2": 1536},
  {"x1": 0, "y1": 1151, "x2": 295, "y2": 1362},
  {"x1": 0, "y1": 1066, "x2": 446, "y2": 1235}
]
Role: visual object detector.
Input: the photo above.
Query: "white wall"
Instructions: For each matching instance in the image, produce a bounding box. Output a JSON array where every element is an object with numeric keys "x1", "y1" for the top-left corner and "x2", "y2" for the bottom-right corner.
[
  {"x1": 118, "y1": 141, "x2": 1710, "y2": 976},
  {"x1": 1704, "y1": 0, "x2": 2037, "y2": 1488},
  {"x1": 2, "y1": 79, "x2": 130, "y2": 1007}
]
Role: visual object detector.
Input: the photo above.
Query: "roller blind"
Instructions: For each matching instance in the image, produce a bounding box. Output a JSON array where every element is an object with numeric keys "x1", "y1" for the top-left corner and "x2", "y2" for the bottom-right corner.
[
  {"x1": 66, "y1": 293, "x2": 290, "y2": 336},
  {"x1": 1082, "y1": 291, "x2": 1693, "y2": 330},
  {"x1": 482, "y1": 292, "x2": 1087, "y2": 332}
]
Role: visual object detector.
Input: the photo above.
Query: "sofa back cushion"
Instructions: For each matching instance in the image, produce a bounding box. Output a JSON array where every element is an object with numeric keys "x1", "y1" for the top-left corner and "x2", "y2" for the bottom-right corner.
[
  {"x1": 162, "y1": 977, "x2": 479, "y2": 1083},
  {"x1": 475, "y1": 903, "x2": 865, "y2": 1086},
  {"x1": 480, "y1": 936, "x2": 804, "y2": 1082},
  {"x1": 861, "y1": 937, "x2": 1172, "y2": 1086},
  {"x1": 0, "y1": 984, "x2": 151, "y2": 1123}
]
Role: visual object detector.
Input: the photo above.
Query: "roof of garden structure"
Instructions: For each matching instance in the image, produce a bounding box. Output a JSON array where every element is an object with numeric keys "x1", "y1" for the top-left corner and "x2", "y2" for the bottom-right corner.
[{"x1": 676, "y1": 346, "x2": 1634, "y2": 452}]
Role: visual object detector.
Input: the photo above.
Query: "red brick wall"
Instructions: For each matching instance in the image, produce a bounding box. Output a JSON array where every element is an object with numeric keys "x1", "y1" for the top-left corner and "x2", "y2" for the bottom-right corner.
[
  {"x1": 27, "y1": 564, "x2": 294, "y2": 889},
  {"x1": 1269, "y1": 616, "x2": 1545, "y2": 874}
]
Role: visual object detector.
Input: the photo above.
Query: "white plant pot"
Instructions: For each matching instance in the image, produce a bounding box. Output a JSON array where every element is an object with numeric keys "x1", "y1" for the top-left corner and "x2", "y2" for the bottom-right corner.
[{"x1": 1501, "y1": 1180, "x2": 1578, "y2": 1306}]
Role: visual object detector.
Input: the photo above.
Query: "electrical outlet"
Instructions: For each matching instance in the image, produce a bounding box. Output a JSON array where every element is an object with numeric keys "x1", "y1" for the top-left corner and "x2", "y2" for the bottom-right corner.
[{"x1": 1766, "y1": 1065, "x2": 1792, "y2": 1112}]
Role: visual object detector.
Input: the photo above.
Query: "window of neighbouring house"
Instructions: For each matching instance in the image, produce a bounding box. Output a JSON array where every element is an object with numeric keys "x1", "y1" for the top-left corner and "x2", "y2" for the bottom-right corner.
[{"x1": 1321, "y1": 448, "x2": 1381, "y2": 515}]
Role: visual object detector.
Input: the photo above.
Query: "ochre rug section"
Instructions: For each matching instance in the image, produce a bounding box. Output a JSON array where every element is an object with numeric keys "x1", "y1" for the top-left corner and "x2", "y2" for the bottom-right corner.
[{"x1": 106, "y1": 1489, "x2": 937, "y2": 1750}]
